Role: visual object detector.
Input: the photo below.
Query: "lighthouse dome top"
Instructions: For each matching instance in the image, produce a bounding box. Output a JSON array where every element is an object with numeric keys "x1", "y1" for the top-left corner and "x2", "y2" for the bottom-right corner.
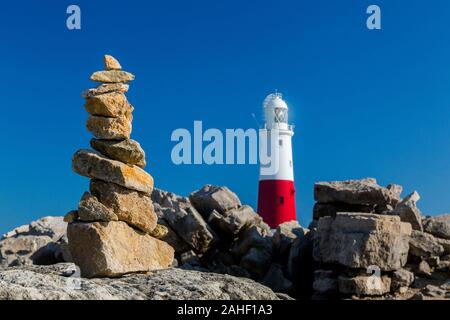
[{"x1": 263, "y1": 92, "x2": 288, "y2": 110}]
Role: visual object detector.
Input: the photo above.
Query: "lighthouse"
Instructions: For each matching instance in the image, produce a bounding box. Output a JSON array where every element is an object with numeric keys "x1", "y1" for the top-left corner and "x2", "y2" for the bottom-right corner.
[{"x1": 257, "y1": 92, "x2": 296, "y2": 228}]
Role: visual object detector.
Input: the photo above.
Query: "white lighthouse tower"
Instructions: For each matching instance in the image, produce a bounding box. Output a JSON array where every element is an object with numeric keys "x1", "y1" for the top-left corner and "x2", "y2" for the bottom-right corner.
[{"x1": 257, "y1": 92, "x2": 296, "y2": 228}]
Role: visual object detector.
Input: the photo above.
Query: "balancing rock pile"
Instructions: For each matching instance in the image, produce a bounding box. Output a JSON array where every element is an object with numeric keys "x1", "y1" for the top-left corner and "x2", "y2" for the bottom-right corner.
[
  {"x1": 66, "y1": 55, "x2": 174, "y2": 278},
  {"x1": 310, "y1": 178, "x2": 450, "y2": 300}
]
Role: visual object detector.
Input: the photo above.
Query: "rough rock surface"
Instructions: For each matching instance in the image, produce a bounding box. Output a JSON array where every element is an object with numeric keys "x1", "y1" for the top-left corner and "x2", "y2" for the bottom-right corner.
[
  {"x1": 393, "y1": 191, "x2": 423, "y2": 231},
  {"x1": 86, "y1": 115, "x2": 132, "y2": 140},
  {"x1": 84, "y1": 92, "x2": 133, "y2": 118},
  {"x1": 90, "y1": 70, "x2": 135, "y2": 83},
  {"x1": 189, "y1": 185, "x2": 241, "y2": 218},
  {"x1": 77, "y1": 192, "x2": 118, "y2": 222},
  {"x1": 152, "y1": 189, "x2": 217, "y2": 253},
  {"x1": 314, "y1": 213, "x2": 412, "y2": 271},
  {"x1": 0, "y1": 217, "x2": 68, "y2": 267},
  {"x1": 90, "y1": 138, "x2": 146, "y2": 168},
  {"x1": 423, "y1": 215, "x2": 450, "y2": 240},
  {"x1": 0, "y1": 264, "x2": 280, "y2": 300},
  {"x1": 82, "y1": 83, "x2": 129, "y2": 98},
  {"x1": 338, "y1": 274, "x2": 391, "y2": 296},
  {"x1": 409, "y1": 230, "x2": 444, "y2": 258},
  {"x1": 67, "y1": 221, "x2": 174, "y2": 278},
  {"x1": 73, "y1": 149, "x2": 153, "y2": 194},
  {"x1": 314, "y1": 178, "x2": 399, "y2": 207},
  {"x1": 90, "y1": 180, "x2": 157, "y2": 233},
  {"x1": 104, "y1": 54, "x2": 122, "y2": 70}
]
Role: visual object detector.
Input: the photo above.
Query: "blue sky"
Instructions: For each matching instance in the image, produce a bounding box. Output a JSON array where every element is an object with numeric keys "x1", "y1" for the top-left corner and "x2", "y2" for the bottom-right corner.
[{"x1": 1, "y1": 0, "x2": 450, "y2": 234}]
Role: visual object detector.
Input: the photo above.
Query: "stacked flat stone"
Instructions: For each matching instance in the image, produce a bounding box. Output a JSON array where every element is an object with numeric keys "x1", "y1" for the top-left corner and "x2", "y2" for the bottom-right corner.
[{"x1": 66, "y1": 55, "x2": 174, "y2": 278}]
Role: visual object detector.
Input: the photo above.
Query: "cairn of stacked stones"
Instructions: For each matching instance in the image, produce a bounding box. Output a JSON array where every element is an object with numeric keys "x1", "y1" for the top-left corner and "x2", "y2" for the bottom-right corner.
[{"x1": 65, "y1": 55, "x2": 174, "y2": 278}]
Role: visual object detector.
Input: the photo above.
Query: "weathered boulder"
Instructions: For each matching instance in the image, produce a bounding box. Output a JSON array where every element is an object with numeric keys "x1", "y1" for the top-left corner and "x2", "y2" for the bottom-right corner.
[
  {"x1": 77, "y1": 192, "x2": 119, "y2": 222},
  {"x1": 151, "y1": 189, "x2": 216, "y2": 253},
  {"x1": 393, "y1": 191, "x2": 423, "y2": 231},
  {"x1": 2, "y1": 216, "x2": 66, "y2": 241},
  {"x1": 84, "y1": 92, "x2": 133, "y2": 118},
  {"x1": 338, "y1": 274, "x2": 391, "y2": 296},
  {"x1": 273, "y1": 220, "x2": 308, "y2": 258},
  {"x1": 90, "y1": 70, "x2": 135, "y2": 83},
  {"x1": 409, "y1": 230, "x2": 444, "y2": 258},
  {"x1": 104, "y1": 54, "x2": 122, "y2": 70},
  {"x1": 189, "y1": 185, "x2": 241, "y2": 218},
  {"x1": 207, "y1": 205, "x2": 257, "y2": 236},
  {"x1": 436, "y1": 238, "x2": 450, "y2": 255},
  {"x1": 262, "y1": 264, "x2": 294, "y2": 294},
  {"x1": 90, "y1": 180, "x2": 157, "y2": 233},
  {"x1": 0, "y1": 236, "x2": 54, "y2": 267},
  {"x1": 423, "y1": 215, "x2": 450, "y2": 240},
  {"x1": 72, "y1": 149, "x2": 153, "y2": 194},
  {"x1": 0, "y1": 217, "x2": 68, "y2": 267},
  {"x1": 90, "y1": 138, "x2": 146, "y2": 168},
  {"x1": 314, "y1": 178, "x2": 399, "y2": 207},
  {"x1": 415, "y1": 260, "x2": 432, "y2": 277},
  {"x1": 231, "y1": 225, "x2": 272, "y2": 257},
  {"x1": 67, "y1": 221, "x2": 174, "y2": 278},
  {"x1": 391, "y1": 268, "x2": 415, "y2": 291},
  {"x1": 314, "y1": 213, "x2": 412, "y2": 271},
  {"x1": 86, "y1": 115, "x2": 132, "y2": 140},
  {"x1": 0, "y1": 264, "x2": 281, "y2": 300},
  {"x1": 240, "y1": 247, "x2": 272, "y2": 279},
  {"x1": 82, "y1": 83, "x2": 129, "y2": 98}
]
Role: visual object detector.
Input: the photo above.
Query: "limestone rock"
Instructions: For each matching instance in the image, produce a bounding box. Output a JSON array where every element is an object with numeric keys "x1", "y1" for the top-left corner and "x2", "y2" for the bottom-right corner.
[
  {"x1": 273, "y1": 220, "x2": 308, "y2": 258},
  {"x1": 207, "y1": 205, "x2": 256, "y2": 236},
  {"x1": 314, "y1": 213, "x2": 412, "y2": 271},
  {"x1": 72, "y1": 149, "x2": 153, "y2": 194},
  {"x1": 82, "y1": 83, "x2": 129, "y2": 98},
  {"x1": 314, "y1": 178, "x2": 399, "y2": 207},
  {"x1": 63, "y1": 211, "x2": 78, "y2": 223},
  {"x1": 84, "y1": 92, "x2": 133, "y2": 118},
  {"x1": 104, "y1": 55, "x2": 122, "y2": 70},
  {"x1": 90, "y1": 138, "x2": 146, "y2": 168},
  {"x1": 90, "y1": 180, "x2": 157, "y2": 233},
  {"x1": 240, "y1": 247, "x2": 272, "y2": 279},
  {"x1": 416, "y1": 260, "x2": 432, "y2": 277},
  {"x1": 2, "y1": 216, "x2": 67, "y2": 242},
  {"x1": 86, "y1": 115, "x2": 132, "y2": 140},
  {"x1": 423, "y1": 214, "x2": 450, "y2": 240},
  {"x1": 231, "y1": 225, "x2": 272, "y2": 257},
  {"x1": 77, "y1": 192, "x2": 119, "y2": 222},
  {"x1": 153, "y1": 189, "x2": 217, "y2": 253},
  {"x1": 0, "y1": 264, "x2": 281, "y2": 300},
  {"x1": 148, "y1": 224, "x2": 169, "y2": 239},
  {"x1": 67, "y1": 221, "x2": 174, "y2": 278},
  {"x1": 338, "y1": 274, "x2": 391, "y2": 296},
  {"x1": 90, "y1": 70, "x2": 135, "y2": 83},
  {"x1": 436, "y1": 237, "x2": 450, "y2": 255},
  {"x1": 393, "y1": 191, "x2": 423, "y2": 231},
  {"x1": 262, "y1": 264, "x2": 294, "y2": 294},
  {"x1": 189, "y1": 185, "x2": 241, "y2": 218},
  {"x1": 409, "y1": 230, "x2": 444, "y2": 258},
  {"x1": 391, "y1": 268, "x2": 414, "y2": 291},
  {"x1": 0, "y1": 236, "x2": 53, "y2": 267}
]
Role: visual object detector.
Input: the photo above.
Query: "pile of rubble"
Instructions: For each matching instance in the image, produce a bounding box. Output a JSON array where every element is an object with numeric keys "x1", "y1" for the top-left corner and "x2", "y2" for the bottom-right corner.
[{"x1": 311, "y1": 178, "x2": 450, "y2": 300}]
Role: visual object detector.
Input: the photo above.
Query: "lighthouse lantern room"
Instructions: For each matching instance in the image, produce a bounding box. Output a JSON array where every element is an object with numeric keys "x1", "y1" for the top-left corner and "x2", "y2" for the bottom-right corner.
[{"x1": 257, "y1": 92, "x2": 297, "y2": 228}]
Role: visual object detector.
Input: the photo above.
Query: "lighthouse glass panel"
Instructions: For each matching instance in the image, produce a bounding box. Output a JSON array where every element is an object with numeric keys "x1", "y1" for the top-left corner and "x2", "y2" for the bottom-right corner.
[{"x1": 274, "y1": 108, "x2": 287, "y2": 123}]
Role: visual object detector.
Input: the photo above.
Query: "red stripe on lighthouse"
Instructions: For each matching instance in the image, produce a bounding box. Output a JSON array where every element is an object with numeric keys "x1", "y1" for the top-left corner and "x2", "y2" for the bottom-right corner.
[{"x1": 257, "y1": 179, "x2": 296, "y2": 228}]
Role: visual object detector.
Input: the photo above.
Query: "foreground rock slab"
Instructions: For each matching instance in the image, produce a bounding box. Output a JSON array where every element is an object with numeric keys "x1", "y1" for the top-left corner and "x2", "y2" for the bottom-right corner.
[
  {"x1": 67, "y1": 221, "x2": 173, "y2": 278},
  {"x1": 0, "y1": 264, "x2": 281, "y2": 300},
  {"x1": 72, "y1": 149, "x2": 153, "y2": 194}
]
